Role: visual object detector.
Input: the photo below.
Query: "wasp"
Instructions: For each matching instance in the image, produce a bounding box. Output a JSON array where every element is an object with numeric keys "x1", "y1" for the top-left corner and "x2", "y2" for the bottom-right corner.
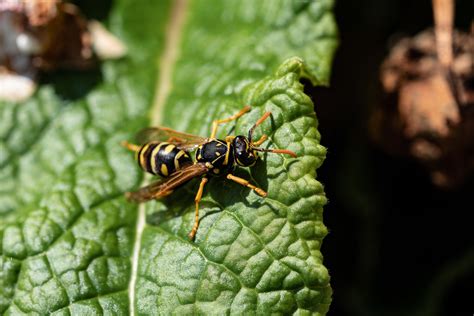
[{"x1": 121, "y1": 106, "x2": 296, "y2": 240}]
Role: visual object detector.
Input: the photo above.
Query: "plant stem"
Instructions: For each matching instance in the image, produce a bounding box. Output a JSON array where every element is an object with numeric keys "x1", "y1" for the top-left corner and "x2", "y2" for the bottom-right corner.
[{"x1": 432, "y1": 0, "x2": 454, "y2": 69}]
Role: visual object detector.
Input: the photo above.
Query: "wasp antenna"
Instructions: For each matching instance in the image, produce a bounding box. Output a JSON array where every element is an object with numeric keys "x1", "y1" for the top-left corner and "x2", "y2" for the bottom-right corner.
[
  {"x1": 254, "y1": 147, "x2": 297, "y2": 158},
  {"x1": 121, "y1": 140, "x2": 141, "y2": 152}
]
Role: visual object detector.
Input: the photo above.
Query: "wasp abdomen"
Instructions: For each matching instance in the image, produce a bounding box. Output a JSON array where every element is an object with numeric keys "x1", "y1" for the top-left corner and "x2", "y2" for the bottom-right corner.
[{"x1": 137, "y1": 142, "x2": 192, "y2": 177}]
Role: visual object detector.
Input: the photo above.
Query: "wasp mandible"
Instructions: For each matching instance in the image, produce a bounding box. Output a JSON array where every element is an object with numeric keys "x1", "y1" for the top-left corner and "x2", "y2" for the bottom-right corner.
[{"x1": 122, "y1": 106, "x2": 297, "y2": 240}]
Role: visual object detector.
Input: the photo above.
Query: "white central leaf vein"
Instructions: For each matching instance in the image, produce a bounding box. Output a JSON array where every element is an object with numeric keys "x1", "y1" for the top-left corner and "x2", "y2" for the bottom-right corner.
[{"x1": 128, "y1": 0, "x2": 188, "y2": 314}]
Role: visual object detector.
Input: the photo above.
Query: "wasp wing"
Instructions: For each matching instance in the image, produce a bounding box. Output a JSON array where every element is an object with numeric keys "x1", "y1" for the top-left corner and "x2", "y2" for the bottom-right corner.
[
  {"x1": 126, "y1": 163, "x2": 209, "y2": 203},
  {"x1": 135, "y1": 127, "x2": 208, "y2": 151}
]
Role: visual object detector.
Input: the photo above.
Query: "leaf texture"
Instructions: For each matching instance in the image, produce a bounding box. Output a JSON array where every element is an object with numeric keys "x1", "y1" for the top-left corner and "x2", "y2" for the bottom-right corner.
[
  {"x1": 138, "y1": 58, "x2": 331, "y2": 315},
  {"x1": 0, "y1": 0, "x2": 337, "y2": 315}
]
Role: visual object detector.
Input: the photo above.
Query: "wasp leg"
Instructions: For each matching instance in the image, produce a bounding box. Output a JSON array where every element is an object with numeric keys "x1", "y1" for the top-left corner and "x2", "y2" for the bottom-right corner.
[
  {"x1": 254, "y1": 112, "x2": 271, "y2": 128},
  {"x1": 252, "y1": 134, "x2": 268, "y2": 146},
  {"x1": 226, "y1": 174, "x2": 267, "y2": 197},
  {"x1": 189, "y1": 177, "x2": 209, "y2": 240},
  {"x1": 121, "y1": 140, "x2": 141, "y2": 152},
  {"x1": 210, "y1": 105, "x2": 251, "y2": 139},
  {"x1": 248, "y1": 111, "x2": 271, "y2": 141},
  {"x1": 225, "y1": 135, "x2": 236, "y2": 143}
]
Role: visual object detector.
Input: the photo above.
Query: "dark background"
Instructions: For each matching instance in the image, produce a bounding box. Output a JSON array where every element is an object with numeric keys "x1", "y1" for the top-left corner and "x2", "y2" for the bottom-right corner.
[{"x1": 316, "y1": 0, "x2": 473, "y2": 315}]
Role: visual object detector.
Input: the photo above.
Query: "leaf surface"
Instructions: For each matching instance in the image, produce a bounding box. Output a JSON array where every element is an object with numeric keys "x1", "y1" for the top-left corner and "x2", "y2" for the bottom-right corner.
[{"x1": 0, "y1": 0, "x2": 337, "y2": 315}]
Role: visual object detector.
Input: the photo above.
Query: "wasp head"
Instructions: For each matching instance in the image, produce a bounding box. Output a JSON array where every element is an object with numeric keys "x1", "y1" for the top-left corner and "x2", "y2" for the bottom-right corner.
[{"x1": 233, "y1": 135, "x2": 258, "y2": 167}]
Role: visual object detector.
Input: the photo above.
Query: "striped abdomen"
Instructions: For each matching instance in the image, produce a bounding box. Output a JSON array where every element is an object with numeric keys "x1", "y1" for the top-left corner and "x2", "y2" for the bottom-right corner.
[{"x1": 137, "y1": 142, "x2": 192, "y2": 177}]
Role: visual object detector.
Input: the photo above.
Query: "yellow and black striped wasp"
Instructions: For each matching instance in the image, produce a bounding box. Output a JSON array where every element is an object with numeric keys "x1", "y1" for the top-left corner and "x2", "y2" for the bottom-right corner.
[{"x1": 121, "y1": 106, "x2": 296, "y2": 240}]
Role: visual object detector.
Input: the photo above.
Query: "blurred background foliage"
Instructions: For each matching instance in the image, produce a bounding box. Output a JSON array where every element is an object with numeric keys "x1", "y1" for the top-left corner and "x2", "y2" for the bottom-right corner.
[{"x1": 314, "y1": 0, "x2": 473, "y2": 315}]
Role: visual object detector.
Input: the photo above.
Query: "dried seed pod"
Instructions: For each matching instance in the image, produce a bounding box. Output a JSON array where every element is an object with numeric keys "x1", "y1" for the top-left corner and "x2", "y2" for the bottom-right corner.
[
  {"x1": 0, "y1": 0, "x2": 126, "y2": 102},
  {"x1": 371, "y1": 29, "x2": 474, "y2": 188},
  {"x1": 0, "y1": 0, "x2": 93, "y2": 75}
]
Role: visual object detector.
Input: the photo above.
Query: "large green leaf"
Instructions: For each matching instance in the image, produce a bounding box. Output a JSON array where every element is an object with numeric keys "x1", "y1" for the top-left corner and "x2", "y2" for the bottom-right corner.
[{"x1": 0, "y1": 0, "x2": 337, "y2": 315}]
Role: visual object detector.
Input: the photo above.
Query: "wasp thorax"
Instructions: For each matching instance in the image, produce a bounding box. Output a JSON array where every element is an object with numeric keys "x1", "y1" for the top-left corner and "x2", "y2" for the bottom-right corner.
[
  {"x1": 233, "y1": 135, "x2": 257, "y2": 167},
  {"x1": 196, "y1": 139, "x2": 235, "y2": 175}
]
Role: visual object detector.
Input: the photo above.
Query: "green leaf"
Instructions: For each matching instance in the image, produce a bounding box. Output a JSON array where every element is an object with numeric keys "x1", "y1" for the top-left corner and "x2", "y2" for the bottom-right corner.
[{"x1": 0, "y1": 0, "x2": 337, "y2": 315}]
